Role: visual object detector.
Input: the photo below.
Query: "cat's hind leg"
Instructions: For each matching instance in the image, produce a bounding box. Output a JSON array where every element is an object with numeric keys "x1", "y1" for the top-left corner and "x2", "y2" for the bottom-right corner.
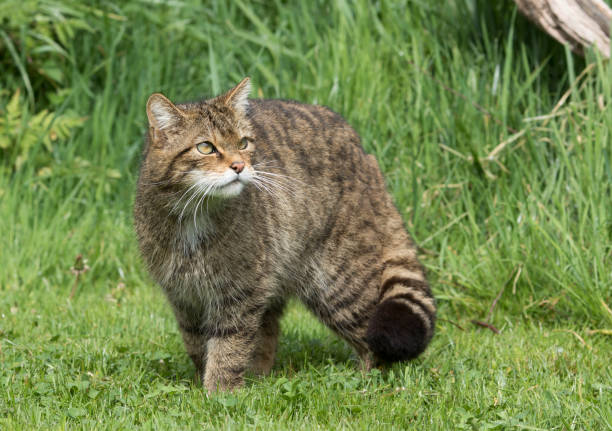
[
  {"x1": 301, "y1": 266, "x2": 380, "y2": 369},
  {"x1": 249, "y1": 301, "x2": 285, "y2": 376}
]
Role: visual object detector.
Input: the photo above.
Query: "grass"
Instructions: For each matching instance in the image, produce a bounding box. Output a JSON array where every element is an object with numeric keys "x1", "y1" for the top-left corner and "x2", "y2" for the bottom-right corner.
[
  {"x1": 1, "y1": 0, "x2": 611, "y2": 428},
  {"x1": 2, "y1": 287, "x2": 611, "y2": 429}
]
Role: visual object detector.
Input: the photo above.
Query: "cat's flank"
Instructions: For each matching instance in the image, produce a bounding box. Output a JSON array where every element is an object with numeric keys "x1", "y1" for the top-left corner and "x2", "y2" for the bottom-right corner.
[{"x1": 134, "y1": 78, "x2": 436, "y2": 391}]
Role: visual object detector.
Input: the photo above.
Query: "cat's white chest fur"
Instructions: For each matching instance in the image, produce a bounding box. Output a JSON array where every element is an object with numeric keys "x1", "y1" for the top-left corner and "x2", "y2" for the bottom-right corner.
[
  {"x1": 153, "y1": 212, "x2": 215, "y2": 292},
  {"x1": 177, "y1": 212, "x2": 215, "y2": 254}
]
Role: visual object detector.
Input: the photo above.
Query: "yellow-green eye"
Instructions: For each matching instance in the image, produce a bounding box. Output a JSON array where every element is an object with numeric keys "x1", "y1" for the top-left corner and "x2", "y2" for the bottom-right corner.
[
  {"x1": 239, "y1": 137, "x2": 249, "y2": 150},
  {"x1": 196, "y1": 141, "x2": 216, "y2": 155}
]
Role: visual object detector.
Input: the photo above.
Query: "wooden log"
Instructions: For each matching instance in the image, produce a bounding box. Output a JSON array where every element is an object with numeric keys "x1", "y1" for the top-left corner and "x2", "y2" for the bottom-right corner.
[{"x1": 514, "y1": 0, "x2": 611, "y2": 58}]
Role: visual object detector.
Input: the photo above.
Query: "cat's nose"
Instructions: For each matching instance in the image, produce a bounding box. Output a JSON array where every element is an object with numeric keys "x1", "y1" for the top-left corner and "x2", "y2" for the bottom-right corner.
[{"x1": 230, "y1": 161, "x2": 245, "y2": 174}]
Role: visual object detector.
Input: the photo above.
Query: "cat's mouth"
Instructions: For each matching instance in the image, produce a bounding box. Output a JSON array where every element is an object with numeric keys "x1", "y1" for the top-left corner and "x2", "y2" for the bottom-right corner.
[
  {"x1": 228, "y1": 172, "x2": 251, "y2": 186},
  {"x1": 224, "y1": 177, "x2": 244, "y2": 188},
  {"x1": 215, "y1": 176, "x2": 247, "y2": 198},
  {"x1": 201, "y1": 168, "x2": 251, "y2": 198}
]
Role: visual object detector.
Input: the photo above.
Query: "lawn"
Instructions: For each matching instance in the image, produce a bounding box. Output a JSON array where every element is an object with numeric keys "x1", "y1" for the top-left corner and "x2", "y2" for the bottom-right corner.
[{"x1": 1, "y1": 0, "x2": 611, "y2": 429}]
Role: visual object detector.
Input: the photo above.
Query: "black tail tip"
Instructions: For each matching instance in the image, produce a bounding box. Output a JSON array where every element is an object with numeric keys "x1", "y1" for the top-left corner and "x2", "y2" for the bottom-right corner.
[{"x1": 366, "y1": 300, "x2": 432, "y2": 363}]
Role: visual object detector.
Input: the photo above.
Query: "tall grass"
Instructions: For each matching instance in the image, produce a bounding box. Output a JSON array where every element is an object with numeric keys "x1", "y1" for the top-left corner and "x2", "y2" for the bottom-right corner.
[{"x1": 1, "y1": 0, "x2": 609, "y2": 323}]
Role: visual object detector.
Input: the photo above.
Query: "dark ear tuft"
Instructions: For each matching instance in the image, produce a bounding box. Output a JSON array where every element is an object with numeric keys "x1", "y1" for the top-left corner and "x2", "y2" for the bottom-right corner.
[
  {"x1": 146, "y1": 93, "x2": 184, "y2": 130},
  {"x1": 222, "y1": 77, "x2": 251, "y2": 114}
]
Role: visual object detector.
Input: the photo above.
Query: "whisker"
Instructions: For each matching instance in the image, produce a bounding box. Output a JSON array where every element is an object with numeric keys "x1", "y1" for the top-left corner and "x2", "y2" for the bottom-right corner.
[
  {"x1": 254, "y1": 175, "x2": 301, "y2": 195},
  {"x1": 178, "y1": 181, "x2": 209, "y2": 224},
  {"x1": 170, "y1": 179, "x2": 204, "y2": 214},
  {"x1": 205, "y1": 183, "x2": 221, "y2": 216},
  {"x1": 254, "y1": 170, "x2": 309, "y2": 187},
  {"x1": 196, "y1": 184, "x2": 212, "y2": 223},
  {"x1": 256, "y1": 176, "x2": 296, "y2": 194},
  {"x1": 251, "y1": 176, "x2": 282, "y2": 195},
  {"x1": 250, "y1": 181, "x2": 265, "y2": 194},
  {"x1": 253, "y1": 176, "x2": 298, "y2": 201},
  {"x1": 251, "y1": 178, "x2": 284, "y2": 200},
  {"x1": 193, "y1": 183, "x2": 213, "y2": 230}
]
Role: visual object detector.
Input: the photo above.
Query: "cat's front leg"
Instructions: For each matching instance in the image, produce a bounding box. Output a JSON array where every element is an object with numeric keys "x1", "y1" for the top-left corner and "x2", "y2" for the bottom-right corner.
[
  {"x1": 204, "y1": 329, "x2": 258, "y2": 391},
  {"x1": 173, "y1": 307, "x2": 208, "y2": 381},
  {"x1": 178, "y1": 328, "x2": 207, "y2": 382}
]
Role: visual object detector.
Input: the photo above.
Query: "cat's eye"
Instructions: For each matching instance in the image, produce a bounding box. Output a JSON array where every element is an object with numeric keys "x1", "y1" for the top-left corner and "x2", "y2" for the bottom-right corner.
[
  {"x1": 196, "y1": 141, "x2": 216, "y2": 155},
  {"x1": 239, "y1": 137, "x2": 249, "y2": 150}
]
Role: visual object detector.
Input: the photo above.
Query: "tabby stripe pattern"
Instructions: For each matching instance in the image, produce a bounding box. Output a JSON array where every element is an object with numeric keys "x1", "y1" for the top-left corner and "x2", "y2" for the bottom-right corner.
[
  {"x1": 379, "y1": 263, "x2": 435, "y2": 336},
  {"x1": 135, "y1": 79, "x2": 436, "y2": 391}
]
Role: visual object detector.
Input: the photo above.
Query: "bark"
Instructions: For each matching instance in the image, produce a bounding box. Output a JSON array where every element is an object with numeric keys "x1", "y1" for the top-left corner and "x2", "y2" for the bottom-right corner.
[{"x1": 514, "y1": 0, "x2": 611, "y2": 57}]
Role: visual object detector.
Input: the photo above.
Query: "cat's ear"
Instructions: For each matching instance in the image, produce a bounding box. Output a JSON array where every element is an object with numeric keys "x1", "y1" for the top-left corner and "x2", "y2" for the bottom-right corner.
[
  {"x1": 146, "y1": 93, "x2": 185, "y2": 130},
  {"x1": 222, "y1": 77, "x2": 251, "y2": 114}
]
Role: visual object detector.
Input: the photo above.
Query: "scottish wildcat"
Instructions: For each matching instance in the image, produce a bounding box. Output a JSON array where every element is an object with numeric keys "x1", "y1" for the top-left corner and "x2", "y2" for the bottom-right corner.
[{"x1": 134, "y1": 78, "x2": 435, "y2": 391}]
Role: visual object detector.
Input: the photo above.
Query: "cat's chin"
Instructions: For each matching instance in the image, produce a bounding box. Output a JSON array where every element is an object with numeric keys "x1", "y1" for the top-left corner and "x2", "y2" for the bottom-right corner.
[{"x1": 213, "y1": 180, "x2": 245, "y2": 198}]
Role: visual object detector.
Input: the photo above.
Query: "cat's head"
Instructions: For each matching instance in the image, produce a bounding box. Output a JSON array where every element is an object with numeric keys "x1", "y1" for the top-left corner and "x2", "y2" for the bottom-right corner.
[{"x1": 144, "y1": 78, "x2": 255, "y2": 201}]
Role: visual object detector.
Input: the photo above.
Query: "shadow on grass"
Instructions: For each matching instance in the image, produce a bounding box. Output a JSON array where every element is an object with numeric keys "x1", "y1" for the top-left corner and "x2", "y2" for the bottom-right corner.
[
  {"x1": 274, "y1": 328, "x2": 356, "y2": 374},
  {"x1": 142, "y1": 324, "x2": 359, "y2": 388},
  {"x1": 142, "y1": 303, "x2": 435, "y2": 387}
]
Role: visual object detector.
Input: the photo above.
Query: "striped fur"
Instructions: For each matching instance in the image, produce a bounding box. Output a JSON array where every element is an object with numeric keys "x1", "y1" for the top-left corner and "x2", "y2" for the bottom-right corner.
[
  {"x1": 134, "y1": 78, "x2": 436, "y2": 391},
  {"x1": 367, "y1": 249, "x2": 436, "y2": 362}
]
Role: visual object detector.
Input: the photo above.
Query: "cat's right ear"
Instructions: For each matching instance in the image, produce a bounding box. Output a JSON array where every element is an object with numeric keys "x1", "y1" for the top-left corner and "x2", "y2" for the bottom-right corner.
[{"x1": 146, "y1": 93, "x2": 185, "y2": 131}]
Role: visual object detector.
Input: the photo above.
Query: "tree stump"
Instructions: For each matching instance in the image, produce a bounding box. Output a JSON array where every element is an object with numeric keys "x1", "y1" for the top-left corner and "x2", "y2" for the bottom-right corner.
[{"x1": 514, "y1": 0, "x2": 611, "y2": 58}]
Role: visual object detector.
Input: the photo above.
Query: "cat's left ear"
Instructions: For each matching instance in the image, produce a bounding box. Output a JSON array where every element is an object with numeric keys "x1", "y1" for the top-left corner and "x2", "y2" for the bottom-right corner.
[
  {"x1": 146, "y1": 93, "x2": 185, "y2": 131},
  {"x1": 222, "y1": 77, "x2": 251, "y2": 114}
]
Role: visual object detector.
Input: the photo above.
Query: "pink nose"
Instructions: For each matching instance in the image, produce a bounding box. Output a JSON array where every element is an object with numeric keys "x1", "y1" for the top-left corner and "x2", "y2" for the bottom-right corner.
[{"x1": 230, "y1": 161, "x2": 245, "y2": 174}]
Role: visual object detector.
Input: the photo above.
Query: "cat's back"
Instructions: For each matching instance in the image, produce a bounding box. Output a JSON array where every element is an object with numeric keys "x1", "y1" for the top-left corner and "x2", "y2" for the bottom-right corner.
[
  {"x1": 244, "y1": 98, "x2": 400, "y2": 260},
  {"x1": 246, "y1": 98, "x2": 375, "y2": 184},
  {"x1": 248, "y1": 98, "x2": 355, "y2": 136}
]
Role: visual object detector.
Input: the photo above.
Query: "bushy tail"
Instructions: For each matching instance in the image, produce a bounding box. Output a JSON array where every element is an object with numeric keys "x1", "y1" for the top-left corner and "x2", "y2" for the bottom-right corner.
[{"x1": 366, "y1": 255, "x2": 436, "y2": 362}]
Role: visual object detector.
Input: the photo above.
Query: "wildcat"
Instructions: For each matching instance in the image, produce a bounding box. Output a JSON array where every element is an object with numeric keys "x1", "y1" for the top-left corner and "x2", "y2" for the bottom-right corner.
[{"x1": 134, "y1": 78, "x2": 436, "y2": 391}]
